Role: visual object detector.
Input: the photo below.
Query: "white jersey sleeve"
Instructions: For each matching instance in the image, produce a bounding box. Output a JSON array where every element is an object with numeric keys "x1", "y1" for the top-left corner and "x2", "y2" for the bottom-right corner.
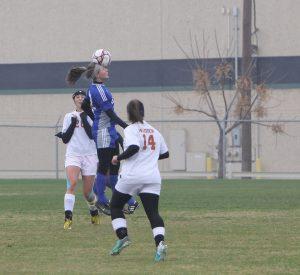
[
  {"x1": 124, "y1": 125, "x2": 140, "y2": 148},
  {"x1": 62, "y1": 113, "x2": 72, "y2": 133},
  {"x1": 159, "y1": 133, "x2": 168, "y2": 155}
]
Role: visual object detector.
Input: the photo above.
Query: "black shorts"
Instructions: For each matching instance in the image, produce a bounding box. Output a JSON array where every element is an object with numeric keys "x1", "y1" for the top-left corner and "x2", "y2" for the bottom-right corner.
[{"x1": 97, "y1": 146, "x2": 120, "y2": 175}]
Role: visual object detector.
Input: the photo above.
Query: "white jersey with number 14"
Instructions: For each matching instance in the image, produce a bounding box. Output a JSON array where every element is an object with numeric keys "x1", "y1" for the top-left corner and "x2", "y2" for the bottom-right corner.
[{"x1": 119, "y1": 121, "x2": 168, "y2": 184}]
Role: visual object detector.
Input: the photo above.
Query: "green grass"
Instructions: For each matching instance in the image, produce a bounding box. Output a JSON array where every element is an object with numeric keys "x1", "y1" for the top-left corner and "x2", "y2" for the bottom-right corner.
[{"x1": 0, "y1": 179, "x2": 300, "y2": 274}]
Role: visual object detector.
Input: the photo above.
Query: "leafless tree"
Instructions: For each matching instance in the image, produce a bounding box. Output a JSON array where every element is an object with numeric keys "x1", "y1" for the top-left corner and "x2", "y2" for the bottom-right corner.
[{"x1": 168, "y1": 34, "x2": 283, "y2": 178}]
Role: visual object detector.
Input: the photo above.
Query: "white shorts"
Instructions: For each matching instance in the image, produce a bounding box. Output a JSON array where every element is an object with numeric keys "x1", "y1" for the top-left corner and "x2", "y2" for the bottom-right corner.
[
  {"x1": 65, "y1": 154, "x2": 98, "y2": 176},
  {"x1": 115, "y1": 180, "x2": 161, "y2": 196}
]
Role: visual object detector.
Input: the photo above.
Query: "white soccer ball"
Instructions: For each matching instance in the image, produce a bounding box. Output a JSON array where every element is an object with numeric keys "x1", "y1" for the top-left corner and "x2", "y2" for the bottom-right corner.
[{"x1": 92, "y1": 49, "x2": 111, "y2": 67}]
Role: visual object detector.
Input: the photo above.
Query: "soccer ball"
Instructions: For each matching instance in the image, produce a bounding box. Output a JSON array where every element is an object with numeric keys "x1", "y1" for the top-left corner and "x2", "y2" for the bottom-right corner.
[{"x1": 92, "y1": 49, "x2": 111, "y2": 67}]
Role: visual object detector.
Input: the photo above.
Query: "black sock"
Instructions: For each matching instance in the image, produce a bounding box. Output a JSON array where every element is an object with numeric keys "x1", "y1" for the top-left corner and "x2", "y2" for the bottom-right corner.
[
  {"x1": 90, "y1": 209, "x2": 98, "y2": 217},
  {"x1": 65, "y1": 210, "x2": 72, "y2": 220},
  {"x1": 116, "y1": 227, "x2": 128, "y2": 239},
  {"x1": 154, "y1": 234, "x2": 164, "y2": 247}
]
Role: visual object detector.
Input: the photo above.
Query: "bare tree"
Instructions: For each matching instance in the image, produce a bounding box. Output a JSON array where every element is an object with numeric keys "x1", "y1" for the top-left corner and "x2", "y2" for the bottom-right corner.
[{"x1": 168, "y1": 34, "x2": 282, "y2": 178}]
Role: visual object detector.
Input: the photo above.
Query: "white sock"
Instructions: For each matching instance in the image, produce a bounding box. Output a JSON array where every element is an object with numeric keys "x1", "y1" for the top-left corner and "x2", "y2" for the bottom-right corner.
[
  {"x1": 152, "y1": 227, "x2": 165, "y2": 238},
  {"x1": 112, "y1": 218, "x2": 127, "y2": 231},
  {"x1": 64, "y1": 193, "x2": 75, "y2": 212}
]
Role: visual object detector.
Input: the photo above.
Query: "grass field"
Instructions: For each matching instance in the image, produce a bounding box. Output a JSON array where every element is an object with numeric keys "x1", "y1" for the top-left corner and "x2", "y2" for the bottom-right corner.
[{"x1": 0, "y1": 179, "x2": 300, "y2": 274}]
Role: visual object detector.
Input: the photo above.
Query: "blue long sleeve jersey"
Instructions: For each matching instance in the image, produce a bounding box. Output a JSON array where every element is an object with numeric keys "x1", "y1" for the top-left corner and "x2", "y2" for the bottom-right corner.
[{"x1": 86, "y1": 83, "x2": 118, "y2": 148}]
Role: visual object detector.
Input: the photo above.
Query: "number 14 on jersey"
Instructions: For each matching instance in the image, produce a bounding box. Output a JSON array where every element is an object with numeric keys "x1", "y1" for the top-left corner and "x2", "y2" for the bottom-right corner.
[{"x1": 142, "y1": 134, "x2": 156, "y2": 150}]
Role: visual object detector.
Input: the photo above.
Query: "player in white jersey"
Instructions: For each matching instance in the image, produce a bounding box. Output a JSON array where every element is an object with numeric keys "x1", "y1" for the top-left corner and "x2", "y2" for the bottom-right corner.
[
  {"x1": 109, "y1": 100, "x2": 169, "y2": 262},
  {"x1": 56, "y1": 90, "x2": 99, "y2": 229}
]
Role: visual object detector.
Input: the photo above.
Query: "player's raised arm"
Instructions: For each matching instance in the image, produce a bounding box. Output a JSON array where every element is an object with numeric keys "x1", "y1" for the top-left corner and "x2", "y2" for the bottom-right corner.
[
  {"x1": 81, "y1": 95, "x2": 94, "y2": 120},
  {"x1": 57, "y1": 114, "x2": 77, "y2": 144},
  {"x1": 80, "y1": 112, "x2": 93, "y2": 139},
  {"x1": 105, "y1": 109, "x2": 128, "y2": 129}
]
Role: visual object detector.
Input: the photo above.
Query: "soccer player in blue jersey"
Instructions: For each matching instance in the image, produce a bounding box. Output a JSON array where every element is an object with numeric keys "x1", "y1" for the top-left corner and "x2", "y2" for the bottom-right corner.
[{"x1": 65, "y1": 60, "x2": 138, "y2": 215}]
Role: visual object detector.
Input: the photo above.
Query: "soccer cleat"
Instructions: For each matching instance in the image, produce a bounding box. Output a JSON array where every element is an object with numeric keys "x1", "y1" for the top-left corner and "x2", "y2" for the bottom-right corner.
[
  {"x1": 63, "y1": 219, "x2": 72, "y2": 230},
  {"x1": 123, "y1": 201, "x2": 139, "y2": 215},
  {"x1": 154, "y1": 241, "x2": 167, "y2": 262},
  {"x1": 95, "y1": 201, "x2": 111, "y2": 216},
  {"x1": 91, "y1": 214, "x2": 100, "y2": 225},
  {"x1": 110, "y1": 236, "x2": 131, "y2": 256}
]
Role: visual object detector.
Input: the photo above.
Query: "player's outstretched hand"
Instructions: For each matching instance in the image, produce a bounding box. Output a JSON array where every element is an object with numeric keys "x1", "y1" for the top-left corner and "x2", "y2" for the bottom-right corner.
[
  {"x1": 111, "y1": 155, "x2": 119, "y2": 165},
  {"x1": 55, "y1": 132, "x2": 63, "y2": 138}
]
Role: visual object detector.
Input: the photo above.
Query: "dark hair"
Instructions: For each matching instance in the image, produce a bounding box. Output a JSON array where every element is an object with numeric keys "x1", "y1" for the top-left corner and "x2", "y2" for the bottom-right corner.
[
  {"x1": 72, "y1": 90, "x2": 86, "y2": 99},
  {"x1": 127, "y1": 100, "x2": 144, "y2": 123},
  {"x1": 66, "y1": 62, "x2": 100, "y2": 86}
]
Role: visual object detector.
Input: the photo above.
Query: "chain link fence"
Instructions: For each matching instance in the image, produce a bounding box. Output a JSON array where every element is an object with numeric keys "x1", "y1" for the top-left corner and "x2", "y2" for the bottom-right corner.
[{"x1": 1, "y1": 119, "x2": 300, "y2": 179}]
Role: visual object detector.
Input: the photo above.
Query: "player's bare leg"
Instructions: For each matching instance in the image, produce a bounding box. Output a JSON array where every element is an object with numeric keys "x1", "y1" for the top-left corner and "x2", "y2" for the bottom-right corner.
[
  {"x1": 64, "y1": 166, "x2": 80, "y2": 229},
  {"x1": 82, "y1": 175, "x2": 100, "y2": 224}
]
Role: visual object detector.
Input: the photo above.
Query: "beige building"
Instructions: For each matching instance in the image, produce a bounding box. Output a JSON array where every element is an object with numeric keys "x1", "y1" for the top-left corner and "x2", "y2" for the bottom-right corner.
[{"x1": 0, "y1": 0, "x2": 299, "y2": 178}]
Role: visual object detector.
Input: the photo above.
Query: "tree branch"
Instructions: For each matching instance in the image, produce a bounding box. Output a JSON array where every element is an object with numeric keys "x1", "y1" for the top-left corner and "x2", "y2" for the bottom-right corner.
[
  {"x1": 225, "y1": 94, "x2": 259, "y2": 134},
  {"x1": 214, "y1": 30, "x2": 224, "y2": 62},
  {"x1": 165, "y1": 94, "x2": 216, "y2": 119},
  {"x1": 180, "y1": 107, "x2": 217, "y2": 118},
  {"x1": 226, "y1": 89, "x2": 239, "y2": 117},
  {"x1": 173, "y1": 36, "x2": 198, "y2": 71},
  {"x1": 205, "y1": 85, "x2": 219, "y2": 119}
]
